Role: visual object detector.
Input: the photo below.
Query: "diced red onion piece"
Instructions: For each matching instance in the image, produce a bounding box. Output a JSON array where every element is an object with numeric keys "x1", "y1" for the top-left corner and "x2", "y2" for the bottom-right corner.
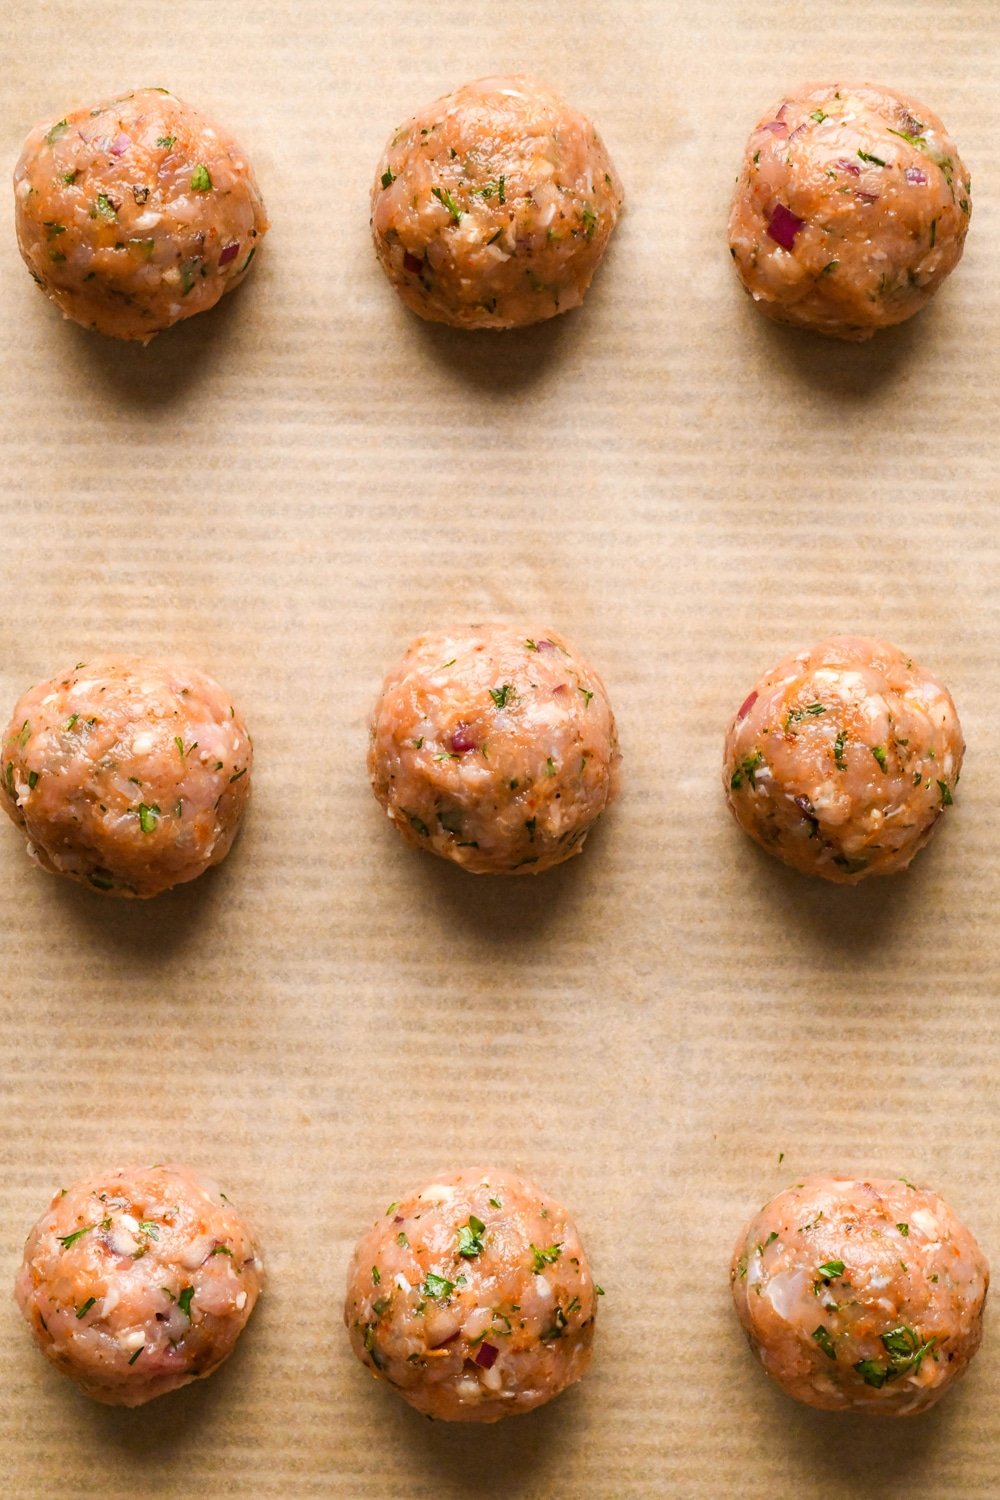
[
  {"x1": 737, "y1": 690, "x2": 758, "y2": 722},
  {"x1": 536, "y1": 639, "x2": 555, "y2": 651},
  {"x1": 761, "y1": 120, "x2": 788, "y2": 136},
  {"x1": 766, "y1": 203, "x2": 805, "y2": 251},
  {"x1": 449, "y1": 725, "x2": 477, "y2": 753},
  {"x1": 475, "y1": 1342, "x2": 499, "y2": 1369},
  {"x1": 110, "y1": 132, "x2": 131, "y2": 157},
  {"x1": 855, "y1": 191, "x2": 879, "y2": 205},
  {"x1": 835, "y1": 158, "x2": 861, "y2": 177},
  {"x1": 905, "y1": 167, "x2": 928, "y2": 186},
  {"x1": 219, "y1": 241, "x2": 240, "y2": 266},
  {"x1": 403, "y1": 251, "x2": 423, "y2": 274}
]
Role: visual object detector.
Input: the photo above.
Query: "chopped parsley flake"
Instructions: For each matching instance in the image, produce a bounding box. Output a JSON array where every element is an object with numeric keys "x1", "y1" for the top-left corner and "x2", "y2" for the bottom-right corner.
[
  {"x1": 177, "y1": 1286, "x2": 194, "y2": 1318},
  {"x1": 421, "y1": 1272, "x2": 455, "y2": 1300},
  {"x1": 871, "y1": 745, "x2": 888, "y2": 771},
  {"x1": 76, "y1": 1297, "x2": 97, "y2": 1319},
  {"x1": 157, "y1": 135, "x2": 176, "y2": 148},
  {"x1": 190, "y1": 164, "x2": 212, "y2": 192},
  {"x1": 897, "y1": 1223, "x2": 909, "y2": 1236},
  {"x1": 93, "y1": 193, "x2": 117, "y2": 220},
  {"x1": 810, "y1": 110, "x2": 829, "y2": 123},
  {"x1": 857, "y1": 149, "x2": 887, "y2": 167},
  {"x1": 582, "y1": 204, "x2": 597, "y2": 240},
  {"x1": 730, "y1": 749, "x2": 764, "y2": 791},
  {"x1": 817, "y1": 1260, "x2": 845, "y2": 1278},
  {"x1": 786, "y1": 703, "x2": 826, "y2": 726},
  {"x1": 530, "y1": 1243, "x2": 562, "y2": 1272},
  {"x1": 834, "y1": 730, "x2": 848, "y2": 770},
  {"x1": 489, "y1": 684, "x2": 516, "y2": 709},
  {"x1": 372, "y1": 1265, "x2": 382, "y2": 1285},
  {"x1": 937, "y1": 779, "x2": 953, "y2": 806},
  {"x1": 457, "y1": 1215, "x2": 486, "y2": 1258},
  {"x1": 380, "y1": 168, "x2": 396, "y2": 188},
  {"x1": 812, "y1": 1325, "x2": 837, "y2": 1361}
]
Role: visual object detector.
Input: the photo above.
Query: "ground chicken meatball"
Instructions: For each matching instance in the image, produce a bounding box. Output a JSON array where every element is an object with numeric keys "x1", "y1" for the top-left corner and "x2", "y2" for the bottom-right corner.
[
  {"x1": 15, "y1": 88, "x2": 267, "y2": 341},
  {"x1": 15, "y1": 1164, "x2": 264, "y2": 1407},
  {"x1": 345, "y1": 1168, "x2": 598, "y2": 1422},
  {"x1": 371, "y1": 75, "x2": 623, "y2": 329},
  {"x1": 1, "y1": 655, "x2": 252, "y2": 898},
  {"x1": 731, "y1": 1176, "x2": 988, "y2": 1416},
  {"x1": 723, "y1": 635, "x2": 962, "y2": 884},
  {"x1": 728, "y1": 83, "x2": 971, "y2": 339},
  {"x1": 368, "y1": 624, "x2": 620, "y2": 875}
]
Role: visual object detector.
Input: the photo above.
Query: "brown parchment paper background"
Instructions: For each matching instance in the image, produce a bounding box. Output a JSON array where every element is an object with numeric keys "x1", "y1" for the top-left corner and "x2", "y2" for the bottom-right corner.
[{"x1": 1, "y1": 2, "x2": 998, "y2": 1495}]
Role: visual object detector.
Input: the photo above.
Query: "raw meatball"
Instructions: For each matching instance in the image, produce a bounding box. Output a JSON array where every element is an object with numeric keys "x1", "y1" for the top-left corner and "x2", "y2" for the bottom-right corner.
[
  {"x1": 1, "y1": 655, "x2": 252, "y2": 898},
  {"x1": 731, "y1": 1176, "x2": 988, "y2": 1415},
  {"x1": 345, "y1": 1168, "x2": 598, "y2": 1422},
  {"x1": 15, "y1": 1164, "x2": 264, "y2": 1406},
  {"x1": 728, "y1": 83, "x2": 971, "y2": 339},
  {"x1": 723, "y1": 635, "x2": 962, "y2": 884},
  {"x1": 15, "y1": 88, "x2": 268, "y2": 341},
  {"x1": 368, "y1": 624, "x2": 620, "y2": 874},
  {"x1": 371, "y1": 75, "x2": 623, "y2": 328}
]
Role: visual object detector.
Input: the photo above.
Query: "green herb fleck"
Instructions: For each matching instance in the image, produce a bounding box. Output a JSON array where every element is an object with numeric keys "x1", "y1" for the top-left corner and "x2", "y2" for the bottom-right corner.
[
  {"x1": 582, "y1": 204, "x2": 597, "y2": 240},
  {"x1": 157, "y1": 135, "x2": 177, "y2": 148},
  {"x1": 177, "y1": 1286, "x2": 194, "y2": 1318},
  {"x1": 137, "y1": 803, "x2": 160, "y2": 834},
  {"x1": 396, "y1": 1231, "x2": 409, "y2": 1247},
  {"x1": 545, "y1": 757, "x2": 556, "y2": 776},
  {"x1": 530, "y1": 1243, "x2": 562, "y2": 1272},
  {"x1": 27, "y1": 770, "x2": 38, "y2": 789},
  {"x1": 128, "y1": 1344, "x2": 144, "y2": 1365},
  {"x1": 431, "y1": 185, "x2": 462, "y2": 222},
  {"x1": 857, "y1": 149, "x2": 887, "y2": 167},
  {"x1": 817, "y1": 1260, "x2": 845, "y2": 1278},
  {"x1": 488, "y1": 1196, "x2": 502, "y2": 1209},
  {"x1": 76, "y1": 1297, "x2": 97, "y2": 1319},
  {"x1": 834, "y1": 730, "x2": 848, "y2": 770},
  {"x1": 810, "y1": 110, "x2": 828, "y2": 124},
  {"x1": 45, "y1": 119, "x2": 69, "y2": 146},
  {"x1": 812, "y1": 1325, "x2": 837, "y2": 1361},
  {"x1": 937, "y1": 779, "x2": 953, "y2": 806},
  {"x1": 896, "y1": 1223, "x2": 909, "y2": 1237},
  {"x1": 730, "y1": 749, "x2": 764, "y2": 791},
  {"x1": 381, "y1": 168, "x2": 396, "y2": 189},
  {"x1": 871, "y1": 745, "x2": 888, "y2": 771},
  {"x1": 786, "y1": 703, "x2": 826, "y2": 726},
  {"x1": 93, "y1": 193, "x2": 117, "y2": 220},
  {"x1": 579, "y1": 687, "x2": 594, "y2": 706},
  {"x1": 191, "y1": 164, "x2": 212, "y2": 192},
  {"x1": 457, "y1": 1215, "x2": 486, "y2": 1258},
  {"x1": 372, "y1": 1265, "x2": 382, "y2": 1285},
  {"x1": 229, "y1": 767, "x2": 247, "y2": 783},
  {"x1": 489, "y1": 684, "x2": 516, "y2": 709},
  {"x1": 58, "y1": 1223, "x2": 100, "y2": 1248},
  {"x1": 421, "y1": 1272, "x2": 455, "y2": 1300}
]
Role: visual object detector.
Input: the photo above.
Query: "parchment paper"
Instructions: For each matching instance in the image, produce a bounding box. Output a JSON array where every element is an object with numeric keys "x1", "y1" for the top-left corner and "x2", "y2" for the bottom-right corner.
[{"x1": 1, "y1": 2, "x2": 999, "y2": 1495}]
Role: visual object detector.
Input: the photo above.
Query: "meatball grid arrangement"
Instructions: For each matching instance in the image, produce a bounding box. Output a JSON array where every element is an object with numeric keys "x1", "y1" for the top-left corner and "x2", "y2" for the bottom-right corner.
[
  {"x1": 728, "y1": 83, "x2": 971, "y2": 340},
  {"x1": 345, "y1": 1169, "x2": 598, "y2": 1421},
  {"x1": 15, "y1": 1164, "x2": 264, "y2": 1406},
  {"x1": 1, "y1": 656, "x2": 252, "y2": 898},
  {"x1": 15, "y1": 88, "x2": 267, "y2": 341},
  {"x1": 3, "y1": 49, "x2": 996, "y2": 1470},
  {"x1": 369, "y1": 623, "x2": 620, "y2": 874},
  {"x1": 731, "y1": 1176, "x2": 989, "y2": 1416},
  {"x1": 371, "y1": 75, "x2": 623, "y2": 329},
  {"x1": 723, "y1": 635, "x2": 963, "y2": 884}
]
